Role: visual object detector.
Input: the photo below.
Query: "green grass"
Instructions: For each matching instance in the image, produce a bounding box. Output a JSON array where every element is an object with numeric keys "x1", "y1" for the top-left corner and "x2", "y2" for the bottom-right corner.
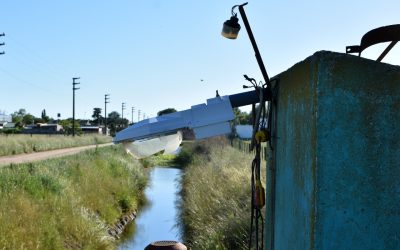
[
  {"x1": 0, "y1": 134, "x2": 112, "y2": 156},
  {"x1": 0, "y1": 145, "x2": 147, "y2": 249},
  {"x1": 178, "y1": 137, "x2": 265, "y2": 250},
  {"x1": 139, "y1": 153, "x2": 177, "y2": 168}
]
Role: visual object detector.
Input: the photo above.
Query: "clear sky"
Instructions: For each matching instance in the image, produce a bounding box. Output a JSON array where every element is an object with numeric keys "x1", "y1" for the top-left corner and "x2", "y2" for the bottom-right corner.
[{"x1": 1, "y1": 0, "x2": 399, "y2": 122}]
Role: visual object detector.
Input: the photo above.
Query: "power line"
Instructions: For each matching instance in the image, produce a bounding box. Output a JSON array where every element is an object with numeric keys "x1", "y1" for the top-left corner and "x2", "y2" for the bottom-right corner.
[
  {"x1": 6, "y1": 34, "x2": 71, "y2": 79},
  {"x1": 0, "y1": 66, "x2": 61, "y2": 95}
]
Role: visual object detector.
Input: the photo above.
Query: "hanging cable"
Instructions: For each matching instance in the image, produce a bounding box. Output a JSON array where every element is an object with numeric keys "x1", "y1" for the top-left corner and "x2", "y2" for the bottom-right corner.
[{"x1": 244, "y1": 75, "x2": 269, "y2": 250}]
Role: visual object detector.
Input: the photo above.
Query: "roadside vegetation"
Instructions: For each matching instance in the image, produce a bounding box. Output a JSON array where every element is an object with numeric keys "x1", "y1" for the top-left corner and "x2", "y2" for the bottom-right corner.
[
  {"x1": 0, "y1": 134, "x2": 112, "y2": 156},
  {"x1": 178, "y1": 137, "x2": 262, "y2": 250},
  {"x1": 0, "y1": 145, "x2": 147, "y2": 249},
  {"x1": 139, "y1": 153, "x2": 177, "y2": 168}
]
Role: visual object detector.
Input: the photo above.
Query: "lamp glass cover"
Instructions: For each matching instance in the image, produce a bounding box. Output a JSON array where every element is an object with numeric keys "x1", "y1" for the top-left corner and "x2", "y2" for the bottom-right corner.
[{"x1": 221, "y1": 16, "x2": 241, "y2": 39}]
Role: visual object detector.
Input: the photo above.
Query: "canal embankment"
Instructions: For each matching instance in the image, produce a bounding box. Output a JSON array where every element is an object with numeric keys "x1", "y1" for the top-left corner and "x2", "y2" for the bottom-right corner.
[
  {"x1": 177, "y1": 137, "x2": 260, "y2": 250},
  {"x1": 0, "y1": 137, "x2": 262, "y2": 250},
  {"x1": 0, "y1": 144, "x2": 147, "y2": 249}
]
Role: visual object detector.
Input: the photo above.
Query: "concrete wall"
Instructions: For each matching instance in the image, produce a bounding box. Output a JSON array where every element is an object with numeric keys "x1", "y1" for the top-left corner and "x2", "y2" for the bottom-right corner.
[{"x1": 267, "y1": 51, "x2": 400, "y2": 250}]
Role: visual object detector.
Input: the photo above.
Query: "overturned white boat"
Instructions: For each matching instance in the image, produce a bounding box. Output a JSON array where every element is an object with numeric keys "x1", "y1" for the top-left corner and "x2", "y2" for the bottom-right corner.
[{"x1": 114, "y1": 89, "x2": 268, "y2": 158}]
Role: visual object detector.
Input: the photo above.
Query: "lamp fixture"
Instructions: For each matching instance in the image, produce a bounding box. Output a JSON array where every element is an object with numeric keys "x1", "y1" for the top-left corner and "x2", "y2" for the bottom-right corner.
[
  {"x1": 221, "y1": 2, "x2": 271, "y2": 91},
  {"x1": 221, "y1": 11, "x2": 241, "y2": 39}
]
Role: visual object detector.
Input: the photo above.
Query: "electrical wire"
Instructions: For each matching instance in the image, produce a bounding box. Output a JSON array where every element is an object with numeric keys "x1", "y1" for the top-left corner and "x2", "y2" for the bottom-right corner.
[
  {"x1": 5, "y1": 34, "x2": 72, "y2": 80},
  {"x1": 245, "y1": 75, "x2": 267, "y2": 250},
  {"x1": 0, "y1": 66, "x2": 60, "y2": 95}
]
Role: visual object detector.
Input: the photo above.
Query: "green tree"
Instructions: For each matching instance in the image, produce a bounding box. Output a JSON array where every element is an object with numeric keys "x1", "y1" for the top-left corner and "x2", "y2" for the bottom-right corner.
[
  {"x1": 232, "y1": 107, "x2": 251, "y2": 125},
  {"x1": 11, "y1": 109, "x2": 27, "y2": 128},
  {"x1": 34, "y1": 117, "x2": 45, "y2": 124},
  {"x1": 157, "y1": 108, "x2": 177, "y2": 116},
  {"x1": 107, "y1": 111, "x2": 128, "y2": 136},
  {"x1": 107, "y1": 111, "x2": 120, "y2": 136},
  {"x1": 59, "y1": 119, "x2": 82, "y2": 135},
  {"x1": 41, "y1": 109, "x2": 50, "y2": 123},
  {"x1": 22, "y1": 114, "x2": 35, "y2": 125},
  {"x1": 92, "y1": 107, "x2": 103, "y2": 125}
]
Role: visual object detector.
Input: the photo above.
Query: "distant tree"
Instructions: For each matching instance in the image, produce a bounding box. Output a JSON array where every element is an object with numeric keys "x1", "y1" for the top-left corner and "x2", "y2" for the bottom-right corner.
[
  {"x1": 34, "y1": 117, "x2": 45, "y2": 124},
  {"x1": 107, "y1": 111, "x2": 120, "y2": 136},
  {"x1": 59, "y1": 120, "x2": 71, "y2": 134},
  {"x1": 232, "y1": 107, "x2": 251, "y2": 125},
  {"x1": 107, "y1": 111, "x2": 129, "y2": 136},
  {"x1": 59, "y1": 119, "x2": 82, "y2": 135},
  {"x1": 108, "y1": 111, "x2": 120, "y2": 122},
  {"x1": 11, "y1": 109, "x2": 27, "y2": 128},
  {"x1": 41, "y1": 109, "x2": 50, "y2": 123},
  {"x1": 22, "y1": 114, "x2": 35, "y2": 125},
  {"x1": 92, "y1": 107, "x2": 103, "y2": 125},
  {"x1": 157, "y1": 108, "x2": 177, "y2": 116}
]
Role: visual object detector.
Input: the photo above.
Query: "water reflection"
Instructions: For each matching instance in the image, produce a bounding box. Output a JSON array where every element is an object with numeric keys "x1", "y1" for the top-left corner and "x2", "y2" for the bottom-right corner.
[{"x1": 119, "y1": 167, "x2": 182, "y2": 250}]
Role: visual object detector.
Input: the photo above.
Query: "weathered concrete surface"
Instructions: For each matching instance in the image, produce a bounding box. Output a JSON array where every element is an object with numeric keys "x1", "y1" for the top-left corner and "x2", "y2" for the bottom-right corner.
[{"x1": 268, "y1": 51, "x2": 400, "y2": 250}]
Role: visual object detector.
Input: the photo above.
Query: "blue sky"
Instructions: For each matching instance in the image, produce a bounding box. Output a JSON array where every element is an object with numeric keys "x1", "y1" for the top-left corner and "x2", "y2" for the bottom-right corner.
[{"x1": 1, "y1": 1, "x2": 399, "y2": 122}]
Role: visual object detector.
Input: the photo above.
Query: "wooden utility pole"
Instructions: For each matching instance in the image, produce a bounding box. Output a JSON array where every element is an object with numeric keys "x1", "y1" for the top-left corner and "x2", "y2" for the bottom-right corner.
[
  {"x1": 104, "y1": 94, "x2": 110, "y2": 134},
  {"x1": 72, "y1": 77, "x2": 80, "y2": 136}
]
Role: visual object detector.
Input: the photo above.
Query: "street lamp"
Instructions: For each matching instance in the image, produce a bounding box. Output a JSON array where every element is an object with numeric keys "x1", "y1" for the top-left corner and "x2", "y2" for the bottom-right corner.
[
  {"x1": 222, "y1": 2, "x2": 270, "y2": 90},
  {"x1": 222, "y1": 4, "x2": 271, "y2": 250},
  {"x1": 221, "y1": 10, "x2": 241, "y2": 39}
]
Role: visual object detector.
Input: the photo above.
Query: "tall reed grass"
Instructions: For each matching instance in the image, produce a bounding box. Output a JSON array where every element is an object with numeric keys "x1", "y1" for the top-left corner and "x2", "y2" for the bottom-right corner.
[
  {"x1": 0, "y1": 134, "x2": 112, "y2": 156},
  {"x1": 0, "y1": 145, "x2": 147, "y2": 249},
  {"x1": 178, "y1": 137, "x2": 264, "y2": 250}
]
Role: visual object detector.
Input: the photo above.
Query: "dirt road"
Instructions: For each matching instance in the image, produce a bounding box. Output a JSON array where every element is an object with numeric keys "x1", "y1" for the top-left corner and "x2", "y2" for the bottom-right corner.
[{"x1": 0, "y1": 143, "x2": 113, "y2": 166}]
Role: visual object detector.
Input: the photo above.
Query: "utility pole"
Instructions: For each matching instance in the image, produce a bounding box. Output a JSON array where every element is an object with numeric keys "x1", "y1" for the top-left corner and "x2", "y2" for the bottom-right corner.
[
  {"x1": 0, "y1": 33, "x2": 5, "y2": 55},
  {"x1": 143, "y1": 112, "x2": 146, "y2": 120},
  {"x1": 131, "y1": 107, "x2": 135, "y2": 124},
  {"x1": 121, "y1": 102, "x2": 126, "y2": 119},
  {"x1": 122, "y1": 102, "x2": 126, "y2": 128},
  {"x1": 138, "y1": 109, "x2": 141, "y2": 122},
  {"x1": 104, "y1": 94, "x2": 110, "y2": 135},
  {"x1": 72, "y1": 77, "x2": 80, "y2": 137}
]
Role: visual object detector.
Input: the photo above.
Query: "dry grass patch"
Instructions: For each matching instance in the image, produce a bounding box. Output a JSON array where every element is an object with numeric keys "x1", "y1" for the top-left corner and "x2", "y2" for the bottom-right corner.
[
  {"x1": 0, "y1": 145, "x2": 146, "y2": 249},
  {"x1": 179, "y1": 137, "x2": 265, "y2": 250},
  {"x1": 0, "y1": 134, "x2": 112, "y2": 156}
]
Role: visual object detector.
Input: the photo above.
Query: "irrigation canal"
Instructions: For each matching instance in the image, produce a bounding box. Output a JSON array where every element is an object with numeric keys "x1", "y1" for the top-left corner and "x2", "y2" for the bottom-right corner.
[{"x1": 119, "y1": 167, "x2": 183, "y2": 249}]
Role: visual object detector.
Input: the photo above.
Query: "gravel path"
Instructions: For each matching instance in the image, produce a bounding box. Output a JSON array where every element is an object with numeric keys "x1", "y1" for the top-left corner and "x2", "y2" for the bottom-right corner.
[{"x1": 0, "y1": 143, "x2": 113, "y2": 166}]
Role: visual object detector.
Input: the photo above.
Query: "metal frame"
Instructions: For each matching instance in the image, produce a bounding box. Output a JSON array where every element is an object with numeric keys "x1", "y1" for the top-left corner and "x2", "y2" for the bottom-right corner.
[{"x1": 346, "y1": 24, "x2": 400, "y2": 62}]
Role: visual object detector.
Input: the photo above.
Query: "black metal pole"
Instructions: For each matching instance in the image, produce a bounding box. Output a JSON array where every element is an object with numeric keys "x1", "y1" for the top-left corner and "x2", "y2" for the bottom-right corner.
[
  {"x1": 238, "y1": 4, "x2": 270, "y2": 87},
  {"x1": 72, "y1": 77, "x2": 80, "y2": 136},
  {"x1": 229, "y1": 88, "x2": 271, "y2": 108}
]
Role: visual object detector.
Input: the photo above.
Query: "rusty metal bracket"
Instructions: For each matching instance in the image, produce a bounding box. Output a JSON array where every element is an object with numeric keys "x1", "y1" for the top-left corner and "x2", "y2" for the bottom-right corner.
[{"x1": 346, "y1": 24, "x2": 400, "y2": 62}]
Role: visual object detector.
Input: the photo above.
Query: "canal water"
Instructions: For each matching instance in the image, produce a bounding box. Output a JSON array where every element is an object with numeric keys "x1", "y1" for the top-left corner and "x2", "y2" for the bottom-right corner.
[{"x1": 119, "y1": 167, "x2": 183, "y2": 250}]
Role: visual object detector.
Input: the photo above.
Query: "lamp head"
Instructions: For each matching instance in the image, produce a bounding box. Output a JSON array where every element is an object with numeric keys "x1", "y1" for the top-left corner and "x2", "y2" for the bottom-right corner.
[{"x1": 221, "y1": 15, "x2": 241, "y2": 39}]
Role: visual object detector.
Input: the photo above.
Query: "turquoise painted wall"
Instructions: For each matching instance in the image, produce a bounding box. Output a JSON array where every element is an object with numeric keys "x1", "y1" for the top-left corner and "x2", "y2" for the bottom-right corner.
[{"x1": 266, "y1": 51, "x2": 400, "y2": 250}]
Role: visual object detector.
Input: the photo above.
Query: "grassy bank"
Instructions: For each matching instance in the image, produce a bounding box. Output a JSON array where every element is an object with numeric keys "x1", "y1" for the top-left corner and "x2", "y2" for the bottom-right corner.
[
  {"x1": 0, "y1": 145, "x2": 146, "y2": 249},
  {"x1": 0, "y1": 134, "x2": 112, "y2": 156},
  {"x1": 179, "y1": 137, "x2": 262, "y2": 250}
]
